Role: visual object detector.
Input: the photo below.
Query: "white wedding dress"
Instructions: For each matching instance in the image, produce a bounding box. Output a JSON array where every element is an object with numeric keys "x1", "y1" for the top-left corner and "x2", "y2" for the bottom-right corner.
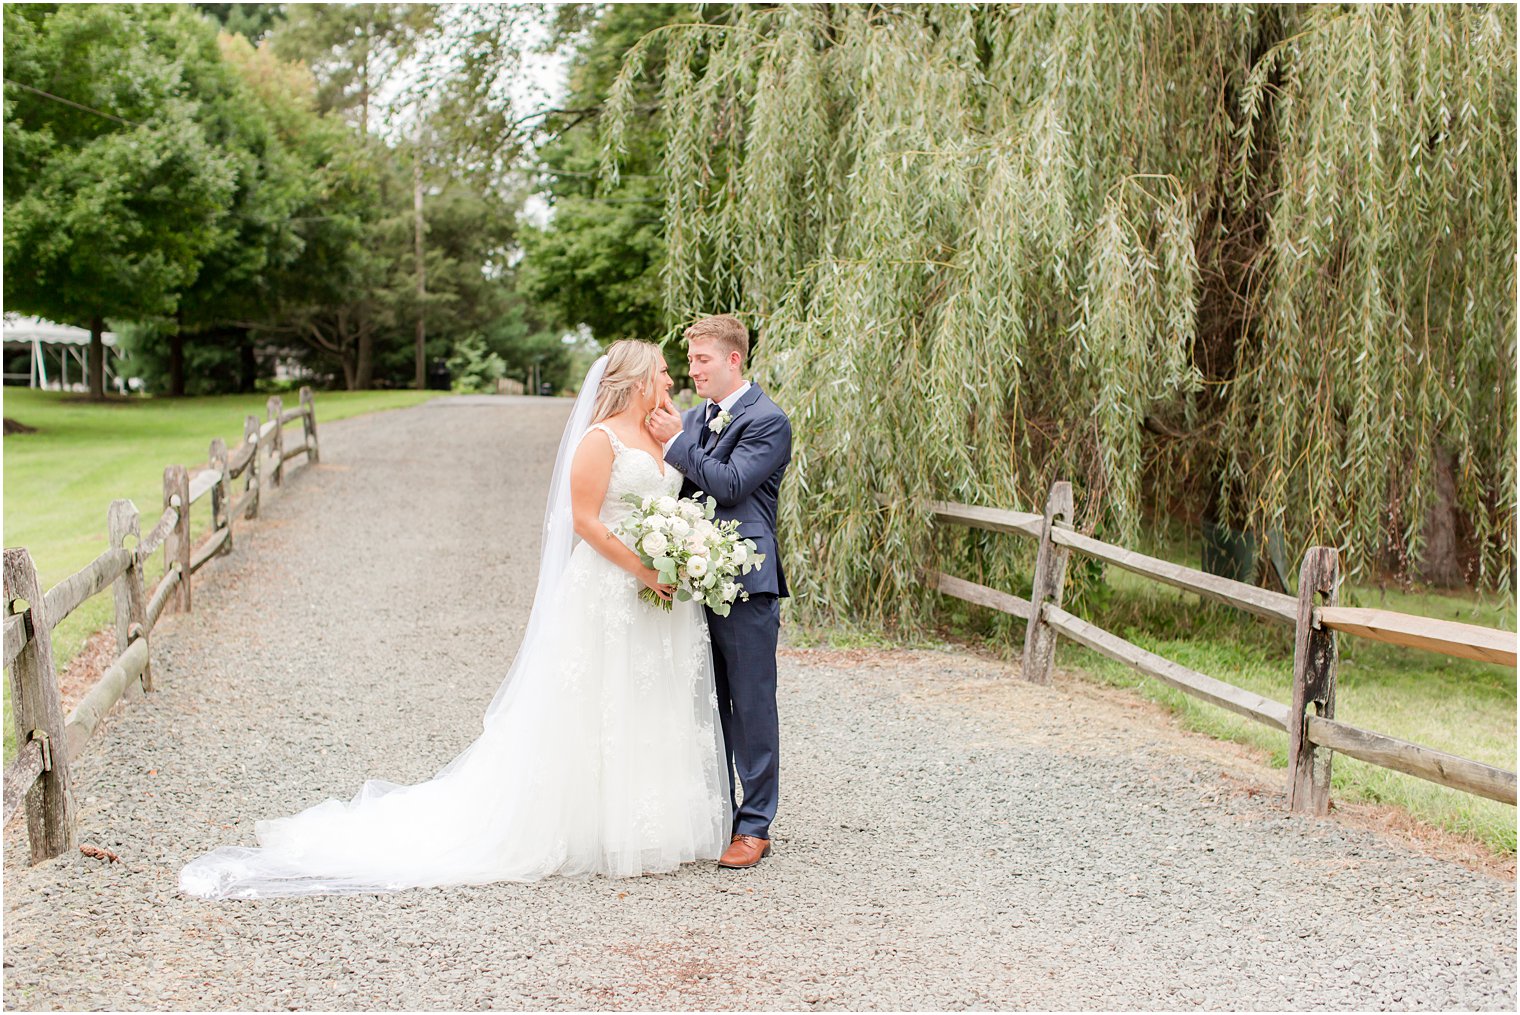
[{"x1": 180, "y1": 386, "x2": 731, "y2": 898}]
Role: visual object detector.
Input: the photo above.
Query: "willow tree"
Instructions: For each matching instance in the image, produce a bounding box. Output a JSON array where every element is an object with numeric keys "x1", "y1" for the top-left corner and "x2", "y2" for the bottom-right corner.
[{"x1": 605, "y1": 4, "x2": 1516, "y2": 627}]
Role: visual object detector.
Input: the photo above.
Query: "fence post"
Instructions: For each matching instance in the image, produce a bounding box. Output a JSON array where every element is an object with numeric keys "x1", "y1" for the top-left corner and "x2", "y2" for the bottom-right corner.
[
  {"x1": 163, "y1": 465, "x2": 191, "y2": 613},
  {"x1": 3, "y1": 548, "x2": 77, "y2": 862},
  {"x1": 1288, "y1": 546, "x2": 1340, "y2": 815},
  {"x1": 1022, "y1": 480, "x2": 1074, "y2": 685},
  {"x1": 267, "y1": 396, "x2": 285, "y2": 487},
  {"x1": 209, "y1": 437, "x2": 232, "y2": 557},
  {"x1": 242, "y1": 414, "x2": 261, "y2": 519},
  {"x1": 107, "y1": 500, "x2": 152, "y2": 693},
  {"x1": 300, "y1": 385, "x2": 320, "y2": 464}
]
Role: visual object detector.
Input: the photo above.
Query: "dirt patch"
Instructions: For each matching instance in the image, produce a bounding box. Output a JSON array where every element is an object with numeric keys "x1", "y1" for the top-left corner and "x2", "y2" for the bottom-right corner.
[
  {"x1": 1326, "y1": 796, "x2": 1516, "y2": 882},
  {"x1": 778, "y1": 645, "x2": 912, "y2": 669},
  {"x1": 56, "y1": 394, "x2": 137, "y2": 405},
  {"x1": 593, "y1": 936, "x2": 728, "y2": 1007},
  {"x1": 56, "y1": 627, "x2": 121, "y2": 713}
]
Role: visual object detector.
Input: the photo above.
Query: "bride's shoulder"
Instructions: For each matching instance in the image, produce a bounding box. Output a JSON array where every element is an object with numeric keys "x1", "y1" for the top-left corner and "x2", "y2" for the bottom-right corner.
[
  {"x1": 580, "y1": 422, "x2": 620, "y2": 443},
  {"x1": 583, "y1": 421, "x2": 635, "y2": 450},
  {"x1": 574, "y1": 425, "x2": 616, "y2": 462}
]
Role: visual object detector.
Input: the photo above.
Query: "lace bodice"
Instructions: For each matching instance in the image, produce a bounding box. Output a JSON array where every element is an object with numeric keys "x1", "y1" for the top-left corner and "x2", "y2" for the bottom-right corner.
[{"x1": 585, "y1": 423, "x2": 683, "y2": 530}]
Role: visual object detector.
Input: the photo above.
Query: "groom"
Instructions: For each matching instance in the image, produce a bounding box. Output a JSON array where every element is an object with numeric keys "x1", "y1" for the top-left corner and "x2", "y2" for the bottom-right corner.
[{"x1": 648, "y1": 314, "x2": 791, "y2": 870}]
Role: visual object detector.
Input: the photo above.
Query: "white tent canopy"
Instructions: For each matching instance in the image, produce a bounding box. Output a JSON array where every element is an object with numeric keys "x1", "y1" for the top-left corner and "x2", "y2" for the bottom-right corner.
[
  {"x1": 3, "y1": 314, "x2": 118, "y2": 347},
  {"x1": 2, "y1": 313, "x2": 125, "y2": 390}
]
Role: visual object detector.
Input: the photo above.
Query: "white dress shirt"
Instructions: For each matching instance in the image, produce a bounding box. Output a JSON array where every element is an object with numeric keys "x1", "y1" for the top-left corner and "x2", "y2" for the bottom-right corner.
[{"x1": 664, "y1": 381, "x2": 751, "y2": 453}]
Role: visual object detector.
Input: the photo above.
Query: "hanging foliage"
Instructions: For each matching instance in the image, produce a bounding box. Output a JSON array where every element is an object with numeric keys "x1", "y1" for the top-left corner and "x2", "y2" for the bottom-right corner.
[
  {"x1": 605, "y1": 4, "x2": 1516, "y2": 627},
  {"x1": 1225, "y1": 5, "x2": 1516, "y2": 591}
]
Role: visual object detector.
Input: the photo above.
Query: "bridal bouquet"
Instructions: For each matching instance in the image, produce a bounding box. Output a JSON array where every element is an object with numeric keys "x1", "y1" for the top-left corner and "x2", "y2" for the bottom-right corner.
[{"x1": 618, "y1": 492, "x2": 764, "y2": 616}]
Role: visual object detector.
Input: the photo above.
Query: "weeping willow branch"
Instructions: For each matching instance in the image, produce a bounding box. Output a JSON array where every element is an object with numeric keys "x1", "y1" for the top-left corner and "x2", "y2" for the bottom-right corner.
[{"x1": 608, "y1": 3, "x2": 1516, "y2": 626}]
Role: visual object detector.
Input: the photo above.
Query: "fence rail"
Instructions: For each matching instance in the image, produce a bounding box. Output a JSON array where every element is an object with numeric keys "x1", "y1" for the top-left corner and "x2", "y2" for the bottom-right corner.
[
  {"x1": 924, "y1": 485, "x2": 1517, "y2": 814},
  {"x1": 3, "y1": 614, "x2": 26, "y2": 669},
  {"x1": 3, "y1": 387, "x2": 321, "y2": 862},
  {"x1": 1314, "y1": 607, "x2": 1516, "y2": 667}
]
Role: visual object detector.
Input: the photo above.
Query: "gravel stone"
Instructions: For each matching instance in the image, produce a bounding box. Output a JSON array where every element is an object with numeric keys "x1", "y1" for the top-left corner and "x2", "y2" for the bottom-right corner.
[{"x1": 3, "y1": 395, "x2": 1515, "y2": 1010}]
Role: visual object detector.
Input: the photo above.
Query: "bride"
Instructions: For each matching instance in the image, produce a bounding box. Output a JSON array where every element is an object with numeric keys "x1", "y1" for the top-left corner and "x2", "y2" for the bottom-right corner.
[{"x1": 179, "y1": 341, "x2": 731, "y2": 898}]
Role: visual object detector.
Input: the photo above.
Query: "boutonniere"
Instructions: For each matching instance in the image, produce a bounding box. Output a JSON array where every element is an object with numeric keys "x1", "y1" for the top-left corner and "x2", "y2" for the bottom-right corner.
[{"x1": 708, "y1": 409, "x2": 734, "y2": 435}]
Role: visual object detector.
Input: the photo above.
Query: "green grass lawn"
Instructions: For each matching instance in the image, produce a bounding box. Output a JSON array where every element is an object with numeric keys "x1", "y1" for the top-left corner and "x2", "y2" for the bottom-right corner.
[
  {"x1": 935, "y1": 531, "x2": 1517, "y2": 855},
  {"x1": 2, "y1": 386, "x2": 438, "y2": 761}
]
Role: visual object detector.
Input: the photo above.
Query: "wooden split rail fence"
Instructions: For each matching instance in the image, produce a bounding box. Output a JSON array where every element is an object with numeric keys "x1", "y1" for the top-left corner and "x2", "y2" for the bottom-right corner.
[
  {"x1": 3, "y1": 388, "x2": 320, "y2": 863},
  {"x1": 925, "y1": 483, "x2": 1517, "y2": 815}
]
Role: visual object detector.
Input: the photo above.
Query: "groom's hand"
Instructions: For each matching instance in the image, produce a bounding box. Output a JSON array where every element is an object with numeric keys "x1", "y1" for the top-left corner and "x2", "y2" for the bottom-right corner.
[{"x1": 646, "y1": 400, "x2": 683, "y2": 443}]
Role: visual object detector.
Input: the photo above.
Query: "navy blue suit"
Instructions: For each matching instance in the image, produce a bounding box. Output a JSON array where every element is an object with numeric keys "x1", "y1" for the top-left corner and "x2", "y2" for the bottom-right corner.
[{"x1": 664, "y1": 384, "x2": 791, "y2": 839}]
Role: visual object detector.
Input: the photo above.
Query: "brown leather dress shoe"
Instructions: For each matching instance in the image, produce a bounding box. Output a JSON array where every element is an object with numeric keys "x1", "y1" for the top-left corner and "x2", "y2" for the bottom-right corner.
[{"x1": 717, "y1": 833, "x2": 771, "y2": 869}]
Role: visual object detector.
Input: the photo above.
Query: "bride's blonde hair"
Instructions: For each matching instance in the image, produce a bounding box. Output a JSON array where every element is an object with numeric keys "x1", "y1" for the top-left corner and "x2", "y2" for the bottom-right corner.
[{"x1": 590, "y1": 340, "x2": 663, "y2": 423}]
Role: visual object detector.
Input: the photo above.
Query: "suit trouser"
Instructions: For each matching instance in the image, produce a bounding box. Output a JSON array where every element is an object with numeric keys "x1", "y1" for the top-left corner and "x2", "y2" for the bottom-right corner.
[{"x1": 706, "y1": 593, "x2": 780, "y2": 839}]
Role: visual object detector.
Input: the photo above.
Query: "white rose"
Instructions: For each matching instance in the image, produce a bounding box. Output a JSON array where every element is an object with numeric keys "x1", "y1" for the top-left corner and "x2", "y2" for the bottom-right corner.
[
  {"x1": 722, "y1": 581, "x2": 740, "y2": 600},
  {"x1": 668, "y1": 517, "x2": 690, "y2": 538},
  {"x1": 686, "y1": 555, "x2": 708, "y2": 578},
  {"x1": 641, "y1": 496, "x2": 654, "y2": 511},
  {"x1": 645, "y1": 514, "x2": 668, "y2": 531},
  {"x1": 730, "y1": 543, "x2": 748, "y2": 565},
  {"x1": 656, "y1": 496, "x2": 679, "y2": 515},
  {"x1": 694, "y1": 519, "x2": 716, "y2": 539},
  {"x1": 678, "y1": 501, "x2": 703, "y2": 521},
  {"x1": 686, "y1": 534, "x2": 708, "y2": 554},
  {"x1": 641, "y1": 531, "x2": 668, "y2": 556}
]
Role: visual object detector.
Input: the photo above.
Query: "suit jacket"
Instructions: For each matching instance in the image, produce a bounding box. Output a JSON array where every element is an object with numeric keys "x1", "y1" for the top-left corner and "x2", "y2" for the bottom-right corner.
[{"x1": 663, "y1": 384, "x2": 791, "y2": 598}]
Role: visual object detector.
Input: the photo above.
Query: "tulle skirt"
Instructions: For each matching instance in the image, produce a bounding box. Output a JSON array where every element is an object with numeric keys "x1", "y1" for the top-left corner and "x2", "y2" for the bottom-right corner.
[{"x1": 179, "y1": 542, "x2": 730, "y2": 898}]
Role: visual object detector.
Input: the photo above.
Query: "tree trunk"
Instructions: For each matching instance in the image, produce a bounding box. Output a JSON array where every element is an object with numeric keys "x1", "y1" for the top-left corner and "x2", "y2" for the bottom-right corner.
[
  {"x1": 355, "y1": 318, "x2": 375, "y2": 390},
  {"x1": 360, "y1": 46, "x2": 370, "y2": 135},
  {"x1": 88, "y1": 316, "x2": 106, "y2": 400},
  {"x1": 414, "y1": 161, "x2": 427, "y2": 391},
  {"x1": 1189, "y1": 11, "x2": 1285, "y2": 557},
  {"x1": 1416, "y1": 445, "x2": 1465, "y2": 587},
  {"x1": 238, "y1": 330, "x2": 257, "y2": 393},
  {"x1": 339, "y1": 350, "x2": 358, "y2": 391},
  {"x1": 168, "y1": 313, "x2": 186, "y2": 398}
]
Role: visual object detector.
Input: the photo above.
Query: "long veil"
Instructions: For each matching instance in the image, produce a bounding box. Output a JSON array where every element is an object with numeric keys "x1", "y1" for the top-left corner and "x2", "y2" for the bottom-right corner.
[
  {"x1": 482, "y1": 353, "x2": 607, "y2": 719},
  {"x1": 178, "y1": 355, "x2": 706, "y2": 898}
]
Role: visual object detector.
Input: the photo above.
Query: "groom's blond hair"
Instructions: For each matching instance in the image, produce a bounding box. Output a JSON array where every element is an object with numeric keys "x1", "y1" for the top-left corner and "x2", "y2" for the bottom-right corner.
[{"x1": 684, "y1": 314, "x2": 749, "y2": 366}]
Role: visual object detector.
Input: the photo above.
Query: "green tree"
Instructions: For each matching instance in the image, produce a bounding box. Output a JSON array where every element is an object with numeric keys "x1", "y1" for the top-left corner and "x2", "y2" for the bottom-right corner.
[
  {"x1": 264, "y1": 3, "x2": 547, "y2": 390},
  {"x1": 471, "y1": 295, "x2": 572, "y2": 393},
  {"x1": 105, "y1": 20, "x2": 327, "y2": 396},
  {"x1": 519, "y1": 4, "x2": 702, "y2": 348},
  {"x1": 371, "y1": 164, "x2": 524, "y2": 389},
  {"x1": 194, "y1": 3, "x2": 287, "y2": 42},
  {"x1": 262, "y1": 140, "x2": 402, "y2": 390},
  {"x1": 444, "y1": 332, "x2": 506, "y2": 393},
  {"x1": 165, "y1": 30, "x2": 312, "y2": 395},
  {"x1": 3, "y1": 4, "x2": 240, "y2": 400},
  {"x1": 270, "y1": 3, "x2": 435, "y2": 132}
]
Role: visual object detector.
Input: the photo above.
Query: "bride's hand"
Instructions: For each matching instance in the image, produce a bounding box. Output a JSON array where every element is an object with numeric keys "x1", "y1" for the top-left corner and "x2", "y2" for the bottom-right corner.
[{"x1": 638, "y1": 567, "x2": 674, "y2": 602}]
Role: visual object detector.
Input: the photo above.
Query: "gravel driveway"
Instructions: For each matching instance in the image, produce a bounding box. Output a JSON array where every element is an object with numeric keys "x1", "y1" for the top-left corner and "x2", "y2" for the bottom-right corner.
[{"x1": 4, "y1": 395, "x2": 1515, "y2": 1011}]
